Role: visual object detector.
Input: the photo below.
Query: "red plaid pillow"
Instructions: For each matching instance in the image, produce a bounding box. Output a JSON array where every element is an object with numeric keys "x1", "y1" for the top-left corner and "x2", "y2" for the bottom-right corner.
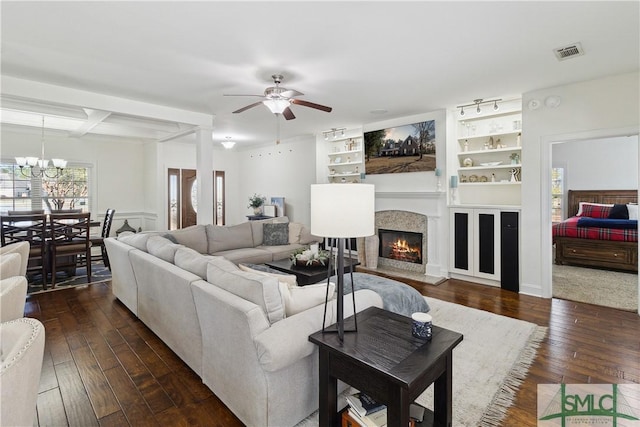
[{"x1": 579, "y1": 203, "x2": 612, "y2": 218}]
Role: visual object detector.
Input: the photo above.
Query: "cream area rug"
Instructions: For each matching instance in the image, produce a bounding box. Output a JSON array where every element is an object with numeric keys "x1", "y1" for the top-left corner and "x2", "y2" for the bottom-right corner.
[
  {"x1": 553, "y1": 263, "x2": 638, "y2": 311},
  {"x1": 296, "y1": 297, "x2": 547, "y2": 427}
]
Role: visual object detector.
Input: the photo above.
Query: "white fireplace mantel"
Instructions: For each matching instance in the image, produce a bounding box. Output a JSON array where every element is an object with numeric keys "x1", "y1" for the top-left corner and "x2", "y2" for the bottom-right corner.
[{"x1": 374, "y1": 191, "x2": 447, "y2": 278}]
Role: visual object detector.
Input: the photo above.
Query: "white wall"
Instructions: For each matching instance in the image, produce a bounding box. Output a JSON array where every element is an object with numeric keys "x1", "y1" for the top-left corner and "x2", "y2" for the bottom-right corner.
[
  {"x1": 553, "y1": 135, "x2": 638, "y2": 193},
  {"x1": 0, "y1": 126, "x2": 148, "y2": 234},
  {"x1": 236, "y1": 135, "x2": 317, "y2": 226},
  {"x1": 521, "y1": 71, "x2": 640, "y2": 298}
]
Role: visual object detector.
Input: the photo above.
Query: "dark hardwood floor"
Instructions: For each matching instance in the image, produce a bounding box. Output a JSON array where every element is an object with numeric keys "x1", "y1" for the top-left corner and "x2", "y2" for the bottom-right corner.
[{"x1": 25, "y1": 276, "x2": 639, "y2": 426}]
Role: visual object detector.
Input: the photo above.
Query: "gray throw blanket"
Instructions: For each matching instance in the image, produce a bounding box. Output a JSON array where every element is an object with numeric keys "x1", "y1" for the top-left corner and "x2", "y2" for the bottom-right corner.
[
  {"x1": 330, "y1": 272, "x2": 430, "y2": 317},
  {"x1": 241, "y1": 264, "x2": 430, "y2": 317}
]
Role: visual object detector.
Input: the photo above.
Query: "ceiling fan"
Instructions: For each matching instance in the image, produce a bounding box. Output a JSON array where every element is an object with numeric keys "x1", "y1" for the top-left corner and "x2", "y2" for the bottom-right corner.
[{"x1": 225, "y1": 74, "x2": 332, "y2": 120}]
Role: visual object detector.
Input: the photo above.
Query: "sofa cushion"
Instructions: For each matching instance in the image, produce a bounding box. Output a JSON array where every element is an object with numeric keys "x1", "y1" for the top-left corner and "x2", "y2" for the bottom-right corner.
[
  {"x1": 238, "y1": 263, "x2": 297, "y2": 286},
  {"x1": 146, "y1": 236, "x2": 183, "y2": 263},
  {"x1": 212, "y1": 248, "x2": 274, "y2": 264},
  {"x1": 288, "y1": 222, "x2": 303, "y2": 244},
  {"x1": 166, "y1": 225, "x2": 208, "y2": 254},
  {"x1": 281, "y1": 282, "x2": 335, "y2": 316},
  {"x1": 299, "y1": 225, "x2": 322, "y2": 245},
  {"x1": 174, "y1": 247, "x2": 218, "y2": 279},
  {"x1": 250, "y1": 216, "x2": 289, "y2": 247},
  {"x1": 263, "y1": 223, "x2": 289, "y2": 246},
  {"x1": 118, "y1": 232, "x2": 159, "y2": 251},
  {"x1": 206, "y1": 222, "x2": 253, "y2": 254},
  {"x1": 206, "y1": 261, "x2": 285, "y2": 324},
  {"x1": 257, "y1": 244, "x2": 306, "y2": 261}
]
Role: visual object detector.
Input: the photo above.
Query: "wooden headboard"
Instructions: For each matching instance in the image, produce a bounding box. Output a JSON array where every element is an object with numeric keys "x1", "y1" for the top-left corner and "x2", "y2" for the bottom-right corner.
[{"x1": 567, "y1": 189, "x2": 638, "y2": 218}]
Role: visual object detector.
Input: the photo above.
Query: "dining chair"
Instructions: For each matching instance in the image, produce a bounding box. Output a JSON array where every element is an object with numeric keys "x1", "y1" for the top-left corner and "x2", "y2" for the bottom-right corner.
[
  {"x1": 48, "y1": 212, "x2": 91, "y2": 288},
  {"x1": 7, "y1": 209, "x2": 44, "y2": 215},
  {"x1": 0, "y1": 214, "x2": 48, "y2": 287},
  {"x1": 90, "y1": 208, "x2": 115, "y2": 269}
]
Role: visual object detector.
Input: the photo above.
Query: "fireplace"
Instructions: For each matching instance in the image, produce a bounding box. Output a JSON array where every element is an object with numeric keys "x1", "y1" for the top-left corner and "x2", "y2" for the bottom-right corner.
[{"x1": 378, "y1": 228, "x2": 423, "y2": 265}]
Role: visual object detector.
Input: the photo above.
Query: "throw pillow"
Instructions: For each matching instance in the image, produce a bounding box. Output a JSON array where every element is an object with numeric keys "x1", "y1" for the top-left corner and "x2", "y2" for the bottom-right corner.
[
  {"x1": 146, "y1": 235, "x2": 183, "y2": 263},
  {"x1": 263, "y1": 222, "x2": 289, "y2": 246},
  {"x1": 280, "y1": 282, "x2": 336, "y2": 316},
  {"x1": 238, "y1": 264, "x2": 298, "y2": 286},
  {"x1": 608, "y1": 204, "x2": 629, "y2": 219},
  {"x1": 288, "y1": 222, "x2": 304, "y2": 244},
  {"x1": 627, "y1": 203, "x2": 638, "y2": 220},
  {"x1": 576, "y1": 202, "x2": 612, "y2": 219}
]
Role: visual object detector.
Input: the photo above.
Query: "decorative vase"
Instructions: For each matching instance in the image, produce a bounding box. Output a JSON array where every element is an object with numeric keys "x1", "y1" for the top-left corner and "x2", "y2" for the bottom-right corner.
[
  {"x1": 365, "y1": 235, "x2": 379, "y2": 269},
  {"x1": 356, "y1": 237, "x2": 367, "y2": 266},
  {"x1": 253, "y1": 206, "x2": 263, "y2": 215}
]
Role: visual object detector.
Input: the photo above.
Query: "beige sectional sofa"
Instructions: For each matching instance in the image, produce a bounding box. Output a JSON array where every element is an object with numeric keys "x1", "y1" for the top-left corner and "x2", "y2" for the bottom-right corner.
[{"x1": 104, "y1": 218, "x2": 383, "y2": 426}]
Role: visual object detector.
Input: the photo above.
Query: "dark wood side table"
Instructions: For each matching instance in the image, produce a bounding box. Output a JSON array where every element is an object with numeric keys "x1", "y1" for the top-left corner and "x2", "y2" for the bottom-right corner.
[
  {"x1": 309, "y1": 307, "x2": 463, "y2": 427},
  {"x1": 265, "y1": 257, "x2": 358, "y2": 285}
]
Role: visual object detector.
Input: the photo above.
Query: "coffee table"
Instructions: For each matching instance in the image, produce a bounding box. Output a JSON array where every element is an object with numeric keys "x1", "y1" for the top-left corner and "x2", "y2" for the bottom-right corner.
[
  {"x1": 309, "y1": 306, "x2": 463, "y2": 427},
  {"x1": 264, "y1": 257, "x2": 358, "y2": 286}
]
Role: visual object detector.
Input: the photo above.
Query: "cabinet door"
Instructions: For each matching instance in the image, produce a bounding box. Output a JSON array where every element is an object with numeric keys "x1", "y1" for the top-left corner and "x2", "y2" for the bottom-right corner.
[
  {"x1": 473, "y1": 209, "x2": 501, "y2": 280},
  {"x1": 450, "y1": 208, "x2": 474, "y2": 275}
]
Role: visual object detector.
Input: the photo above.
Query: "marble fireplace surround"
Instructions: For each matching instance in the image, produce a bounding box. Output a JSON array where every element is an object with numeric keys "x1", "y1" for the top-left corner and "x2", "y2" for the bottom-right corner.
[
  {"x1": 375, "y1": 210, "x2": 427, "y2": 274},
  {"x1": 372, "y1": 191, "x2": 445, "y2": 278}
]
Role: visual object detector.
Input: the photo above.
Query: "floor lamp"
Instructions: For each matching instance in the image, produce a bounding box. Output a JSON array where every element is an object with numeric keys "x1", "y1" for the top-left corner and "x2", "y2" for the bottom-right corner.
[{"x1": 310, "y1": 183, "x2": 375, "y2": 341}]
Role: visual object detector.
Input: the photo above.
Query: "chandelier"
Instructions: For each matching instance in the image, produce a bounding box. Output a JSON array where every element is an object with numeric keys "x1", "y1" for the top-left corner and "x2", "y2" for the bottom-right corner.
[{"x1": 15, "y1": 116, "x2": 67, "y2": 179}]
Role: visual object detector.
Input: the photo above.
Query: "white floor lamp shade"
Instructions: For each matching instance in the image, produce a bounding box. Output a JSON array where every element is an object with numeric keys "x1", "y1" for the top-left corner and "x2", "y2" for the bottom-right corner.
[
  {"x1": 310, "y1": 183, "x2": 375, "y2": 341},
  {"x1": 310, "y1": 184, "x2": 375, "y2": 238}
]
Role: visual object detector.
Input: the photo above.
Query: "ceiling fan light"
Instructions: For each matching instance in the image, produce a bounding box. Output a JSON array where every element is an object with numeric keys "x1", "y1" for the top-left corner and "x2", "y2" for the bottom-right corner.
[
  {"x1": 221, "y1": 140, "x2": 236, "y2": 149},
  {"x1": 263, "y1": 99, "x2": 290, "y2": 114}
]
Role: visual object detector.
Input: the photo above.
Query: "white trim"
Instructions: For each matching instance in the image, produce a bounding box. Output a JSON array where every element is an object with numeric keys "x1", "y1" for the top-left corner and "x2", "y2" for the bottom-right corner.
[{"x1": 540, "y1": 125, "x2": 639, "y2": 311}]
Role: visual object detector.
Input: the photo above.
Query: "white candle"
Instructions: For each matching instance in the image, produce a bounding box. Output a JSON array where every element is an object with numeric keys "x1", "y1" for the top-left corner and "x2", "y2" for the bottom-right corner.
[{"x1": 310, "y1": 243, "x2": 319, "y2": 255}]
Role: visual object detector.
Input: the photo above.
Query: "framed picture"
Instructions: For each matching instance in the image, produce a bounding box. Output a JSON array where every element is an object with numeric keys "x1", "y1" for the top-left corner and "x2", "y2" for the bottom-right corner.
[
  {"x1": 363, "y1": 119, "x2": 436, "y2": 175},
  {"x1": 263, "y1": 205, "x2": 276, "y2": 217},
  {"x1": 270, "y1": 197, "x2": 285, "y2": 217}
]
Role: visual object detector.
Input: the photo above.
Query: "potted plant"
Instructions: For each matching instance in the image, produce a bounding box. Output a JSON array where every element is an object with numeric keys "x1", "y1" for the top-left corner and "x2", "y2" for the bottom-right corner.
[
  {"x1": 248, "y1": 193, "x2": 266, "y2": 215},
  {"x1": 290, "y1": 247, "x2": 331, "y2": 267}
]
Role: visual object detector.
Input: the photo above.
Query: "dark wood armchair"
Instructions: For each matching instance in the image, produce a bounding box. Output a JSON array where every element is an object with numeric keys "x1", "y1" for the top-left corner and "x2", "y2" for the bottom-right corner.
[
  {"x1": 1, "y1": 214, "x2": 48, "y2": 286},
  {"x1": 48, "y1": 212, "x2": 91, "y2": 288}
]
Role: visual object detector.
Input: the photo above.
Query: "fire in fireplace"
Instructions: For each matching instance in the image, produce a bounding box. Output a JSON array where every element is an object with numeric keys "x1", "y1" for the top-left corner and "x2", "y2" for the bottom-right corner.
[{"x1": 378, "y1": 228, "x2": 423, "y2": 264}]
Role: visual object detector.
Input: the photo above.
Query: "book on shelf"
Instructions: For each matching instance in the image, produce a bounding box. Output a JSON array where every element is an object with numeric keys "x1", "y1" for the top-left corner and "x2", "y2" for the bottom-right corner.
[
  {"x1": 345, "y1": 392, "x2": 386, "y2": 418},
  {"x1": 347, "y1": 408, "x2": 387, "y2": 427}
]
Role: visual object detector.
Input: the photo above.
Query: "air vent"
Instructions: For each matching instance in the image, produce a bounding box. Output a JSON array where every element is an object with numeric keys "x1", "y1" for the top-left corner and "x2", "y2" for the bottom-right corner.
[{"x1": 554, "y1": 42, "x2": 585, "y2": 61}]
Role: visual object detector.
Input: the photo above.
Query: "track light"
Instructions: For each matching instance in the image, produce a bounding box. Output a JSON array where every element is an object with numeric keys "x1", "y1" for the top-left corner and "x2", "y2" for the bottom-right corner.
[
  {"x1": 456, "y1": 98, "x2": 502, "y2": 117},
  {"x1": 322, "y1": 127, "x2": 347, "y2": 140}
]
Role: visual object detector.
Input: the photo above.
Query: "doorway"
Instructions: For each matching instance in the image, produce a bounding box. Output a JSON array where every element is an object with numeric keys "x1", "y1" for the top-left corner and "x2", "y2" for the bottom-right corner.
[
  {"x1": 548, "y1": 133, "x2": 639, "y2": 311},
  {"x1": 168, "y1": 168, "x2": 226, "y2": 229}
]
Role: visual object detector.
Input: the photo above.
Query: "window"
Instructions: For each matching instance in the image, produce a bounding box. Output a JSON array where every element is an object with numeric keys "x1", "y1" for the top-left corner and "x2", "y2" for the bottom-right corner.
[
  {"x1": 551, "y1": 167, "x2": 564, "y2": 222},
  {"x1": 0, "y1": 163, "x2": 91, "y2": 213}
]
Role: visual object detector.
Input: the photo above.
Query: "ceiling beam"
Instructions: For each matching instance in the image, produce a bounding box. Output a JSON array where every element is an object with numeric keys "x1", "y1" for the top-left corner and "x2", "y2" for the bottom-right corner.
[
  {"x1": 156, "y1": 124, "x2": 200, "y2": 143},
  {"x1": 2, "y1": 76, "x2": 213, "y2": 127},
  {"x1": 69, "y1": 109, "x2": 112, "y2": 137}
]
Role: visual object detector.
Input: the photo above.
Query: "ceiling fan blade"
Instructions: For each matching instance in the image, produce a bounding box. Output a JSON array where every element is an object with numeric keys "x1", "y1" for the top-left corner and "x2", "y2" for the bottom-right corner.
[
  {"x1": 223, "y1": 94, "x2": 263, "y2": 97},
  {"x1": 280, "y1": 89, "x2": 304, "y2": 98},
  {"x1": 232, "y1": 101, "x2": 264, "y2": 114},
  {"x1": 290, "y1": 99, "x2": 332, "y2": 113},
  {"x1": 282, "y1": 107, "x2": 296, "y2": 120}
]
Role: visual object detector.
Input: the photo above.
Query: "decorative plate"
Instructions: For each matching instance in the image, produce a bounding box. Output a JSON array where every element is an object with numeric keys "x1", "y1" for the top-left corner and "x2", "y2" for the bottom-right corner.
[
  {"x1": 479, "y1": 175, "x2": 488, "y2": 182},
  {"x1": 480, "y1": 161, "x2": 502, "y2": 166},
  {"x1": 469, "y1": 174, "x2": 478, "y2": 182}
]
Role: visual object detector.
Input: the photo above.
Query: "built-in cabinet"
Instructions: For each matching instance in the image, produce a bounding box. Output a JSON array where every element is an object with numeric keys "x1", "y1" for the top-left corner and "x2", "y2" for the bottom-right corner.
[
  {"x1": 326, "y1": 136, "x2": 364, "y2": 183},
  {"x1": 450, "y1": 207, "x2": 519, "y2": 290}
]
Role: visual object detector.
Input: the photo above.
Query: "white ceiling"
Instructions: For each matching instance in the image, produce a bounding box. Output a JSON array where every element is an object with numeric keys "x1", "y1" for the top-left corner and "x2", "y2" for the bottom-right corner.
[{"x1": 1, "y1": 1, "x2": 638, "y2": 146}]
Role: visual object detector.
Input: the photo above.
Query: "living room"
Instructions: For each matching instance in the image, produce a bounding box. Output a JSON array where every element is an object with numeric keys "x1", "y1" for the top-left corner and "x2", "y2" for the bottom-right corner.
[{"x1": 1, "y1": 2, "x2": 639, "y2": 426}]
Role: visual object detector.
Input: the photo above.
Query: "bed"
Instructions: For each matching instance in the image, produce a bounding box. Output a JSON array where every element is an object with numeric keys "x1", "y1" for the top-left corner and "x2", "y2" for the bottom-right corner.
[{"x1": 553, "y1": 189, "x2": 638, "y2": 272}]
